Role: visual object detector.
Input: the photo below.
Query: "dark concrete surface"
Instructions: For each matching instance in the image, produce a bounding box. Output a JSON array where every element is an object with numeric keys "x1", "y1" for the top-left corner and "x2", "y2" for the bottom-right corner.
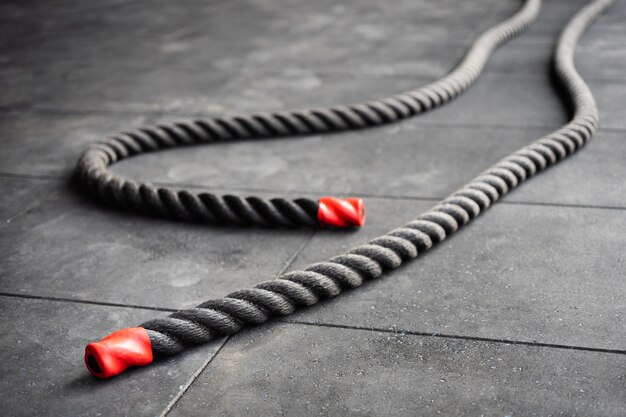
[
  {"x1": 0, "y1": 296, "x2": 227, "y2": 416},
  {"x1": 169, "y1": 323, "x2": 626, "y2": 417},
  {"x1": 0, "y1": 0, "x2": 624, "y2": 416}
]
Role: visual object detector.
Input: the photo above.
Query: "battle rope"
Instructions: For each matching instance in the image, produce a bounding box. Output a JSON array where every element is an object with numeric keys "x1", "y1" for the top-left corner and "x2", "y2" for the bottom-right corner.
[
  {"x1": 82, "y1": 0, "x2": 612, "y2": 379},
  {"x1": 74, "y1": 0, "x2": 541, "y2": 229}
]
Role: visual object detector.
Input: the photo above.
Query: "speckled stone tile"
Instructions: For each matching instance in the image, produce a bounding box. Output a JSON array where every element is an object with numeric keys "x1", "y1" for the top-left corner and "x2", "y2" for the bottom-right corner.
[
  {"x1": 578, "y1": 0, "x2": 626, "y2": 45},
  {"x1": 355, "y1": 124, "x2": 626, "y2": 209},
  {"x1": 0, "y1": 177, "x2": 57, "y2": 223},
  {"x1": 110, "y1": 113, "x2": 401, "y2": 196},
  {"x1": 482, "y1": 0, "x2": 626, "y2": 80},
  {"x1": 0, "y1": 295, "x2": 225, "y2": 417},
  {"x1": 9, "y1": 63, "x2": 234, "y2": 115},
  {"x1": 0, "y1": 112, "x2": 153, "y2": 176},
  {"x1": 100, "y1": 120, "x2": 625, "y2": 209},
  {"x1": 486, "y1": 0, "x2": 623, "y2": 46},
  {"x1": 0, "y1": 184, "x2": 313, "y2": 309},
  {"x1": 0, "y1": 0, "x2": 497, "y2": 44},
  {"x1": 412, "y1": 74, "x2": 626, "y2": 130},
  {"x1": 0, "y1": 0, "x2": 497, "y2": 114},
  {"x1": 503, "y1": 128, "x2": 626, "y2": 208},
  {"x1": 485, "y1": 41, "x2": 626, "y2": 81},
  {"x1": 168, "y1": 322, "x2": 626, "y2": 417},
  {"x1": 0, "y1": 33, "x2": 467, "y2": 80},
  {"x1": 285, "y1": 199, "x2": 626, "y2": 350}
]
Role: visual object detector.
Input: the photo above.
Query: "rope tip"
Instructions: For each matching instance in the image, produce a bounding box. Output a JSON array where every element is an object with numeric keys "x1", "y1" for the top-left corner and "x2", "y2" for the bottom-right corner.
[
  {"x1": 318, "y1": 197, "x2": 366, "y2": 228},
  {"x1": 85, "y1": 327, "x2": 153, "y2": 379}
]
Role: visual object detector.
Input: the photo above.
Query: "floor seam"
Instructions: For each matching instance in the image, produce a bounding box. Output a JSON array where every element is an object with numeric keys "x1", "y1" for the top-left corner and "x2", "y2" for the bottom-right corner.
[
  {"x1": 282, "y1": 319, "x2": 626, "y2": 356},
  {"x1": 2, "y1": 172, "x2": 626, "y2": 212},
  {"x1": 156, "y1": 227, "x2": 316, "y2": 415},
  {"x1": 0, "y1": 292, "x2": 178, "y2": 312},
  {"x1": 3, "y1": 105, "x2": 626, "y2": 133},
  {"x1": 0, "y1": 233, "x2": 317, "y2": 313},
  {"x1": 0, "y1": 172, "x2": 67, "y2": 181},
  {"x1": 158, "y1": 336, "x2": 230, "y2": 417},
  {"x1": 3, "y1": 188, "x2": 58, "y2": 225},
  {"x1": 1, "y1": 109, "x2": 625, "y2": 133},
  {"x1": 276, "y1": 230, "x2": 316, "y2": 276}
]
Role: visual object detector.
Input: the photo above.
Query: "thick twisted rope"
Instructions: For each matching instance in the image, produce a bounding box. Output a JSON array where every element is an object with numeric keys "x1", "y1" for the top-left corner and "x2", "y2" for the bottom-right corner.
[
  {"x1": 141, "y1": 0, "x2": 610, "y2": 355},
  {"x1": 84, "y1": 0, "x2": 614, "y2": 378},
  {"x1": 74, "y1": 0, "x2": 540, "y2": 228}
]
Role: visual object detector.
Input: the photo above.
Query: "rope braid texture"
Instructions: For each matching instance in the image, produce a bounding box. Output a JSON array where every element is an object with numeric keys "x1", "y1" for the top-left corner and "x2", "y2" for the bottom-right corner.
[
  {"x1": 75, "y1": 0, "x2": 540, "y2": 228},
  {"x1": 83, "y1": 0, "x2": 614, "y2": 378}
]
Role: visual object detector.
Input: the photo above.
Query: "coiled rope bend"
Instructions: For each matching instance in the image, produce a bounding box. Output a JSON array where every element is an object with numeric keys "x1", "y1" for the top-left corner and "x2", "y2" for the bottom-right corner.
[
  {"x1": 75, "y1": 0, "x2": 540, "y2": 228},
  {"x1": 82, "y1": 0, "x2": 614, "y2": 378}
]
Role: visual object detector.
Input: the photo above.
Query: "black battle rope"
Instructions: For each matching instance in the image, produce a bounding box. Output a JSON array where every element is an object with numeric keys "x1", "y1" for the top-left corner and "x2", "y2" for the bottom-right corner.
[
  {"x1": 75, "y1": 0, "x2": 540, "y2": 229},
  {"x1": 82, "y1": 0, "x2": 613, "y2": 379}
]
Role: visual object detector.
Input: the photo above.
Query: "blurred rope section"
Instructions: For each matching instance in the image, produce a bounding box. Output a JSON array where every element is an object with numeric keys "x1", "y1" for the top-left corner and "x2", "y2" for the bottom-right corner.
[
  {"x1": 83, "y1": 0, "x2": 614, "y2": 379},
  {"x1": 74, "y1": 0, "x2": 541, "y2": 229}
]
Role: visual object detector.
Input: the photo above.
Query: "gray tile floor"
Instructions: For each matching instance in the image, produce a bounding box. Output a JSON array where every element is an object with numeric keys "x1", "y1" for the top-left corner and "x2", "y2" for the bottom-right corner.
[{"x1": 0, "y1": 0, "x2": 624, "y2": 416}]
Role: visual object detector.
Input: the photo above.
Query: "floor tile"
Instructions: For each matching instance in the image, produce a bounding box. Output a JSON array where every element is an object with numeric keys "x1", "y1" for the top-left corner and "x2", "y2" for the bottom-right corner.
[
  {"x1": 286, "y1": 199, "x2": 626, "y2": 350},
  {"x1": 0, "y1": 0, "x2": 496, "y2": 45},
  {"x1": 1, "y1": 25, "x2": 467, "y2": 81},
  {"x1": 579, "y1": 0, "x2": 626, "y2": 45},
  {"x1": 111, "y1": 113, "x2": 401, "y2": 196},
  {"x1": 0, "y1": 295, "x2": 225, "y2": 417},
  {"x1": 7, "y1": 62, "x2": 233, "y2": 115},
  {"x1": 415, "y1": 74, "x2": 625, "y2": 130},
  {"x1": 482, "y1": 0, "x2": 626, "y2": 80},
  {"x1": 0, "y1": 112, "x2": 152, "y2": 176},
  {"x1": 214, "y1": 38, "x2": 466, "y2": 79},
  {"x1": 0, "y1": 110, "x2": 398, "y2": 195},
  {"x1": 0, "y1": 177, "x2": 56, "y2": 223},
  {"x1": 210, "y1": 71, "x2": 429, "y2": 116},
  {"x1": 149, "y1": 68, "x2": 577, "y2": 131},
  {"x1": 486, "y1": 42, "x2": 626, "y2": 81},
  {"x1": 169, "y1": 322, "x2": 626, "y2": 417},
  {"x1": 354, "y1": 123, "x2": 536, "y2": 200},
  {"x1": 504, "y1": 129, "x2": 626, "y2": 208},
  {"x1": 0, "y1": 0, "x2": 503, "y2": 115},
  {"x1": 359, "y1": 123, "x2": 626, "y2": 208},
  {"x1": 488, "y1": 0, "x2": 623, "y2": 46},
  {"x1": 0, "y1": 184, "x2": 314, "y2": 309}
]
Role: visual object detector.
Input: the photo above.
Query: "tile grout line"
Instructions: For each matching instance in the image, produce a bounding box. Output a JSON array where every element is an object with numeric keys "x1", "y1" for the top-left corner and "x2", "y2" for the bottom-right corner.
[
  {"x1": 275, "y1": 230, "x2": 317, "y2": 277},
  {"x1": 157, "y1": 229, "x2": 317, "y2": 416},
  {"x1": 2, "y1": 82, "x2": 626, "y2": 124},
  {"x1": 3, "y1": 171, "x2": 624, "y2": 212},
  {"x1": 0, "y1": 172, "x2": 67, "y2": 181},
  {"x1": 0, "y1": 233, "x2": 319, "y2": 313},
  {"x1": 474, "y1": 199, "x2": 626, "y2": 212},
  {"x1": 353, "y1": 193, "x2": 626, "y2": 212},
  {"x1": 3, "y1": 188, "x2": 59, "y2": 225},
  {"x1": 3, "y1": 104, "x2": 626, "y2": 133},
  {"x1": 283, "y1": 319, "x2": 626, "y2": 356},
  {"x1": 4, "y1": 292, "x2": 623, "y2": 358},
  {"x1": 157, "y1": 336, "x2": 230, "y2": 417},
  {"x1": 448, "y1": 0, "x2": 503, "y2": 74},
  {"x1": 0, "y1": 292, "x2": 178, "y2": 312}
]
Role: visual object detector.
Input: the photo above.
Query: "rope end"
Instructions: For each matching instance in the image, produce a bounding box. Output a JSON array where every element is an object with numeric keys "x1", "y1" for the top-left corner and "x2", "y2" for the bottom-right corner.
[
  {"x1": 318, "y1": 197, "x2": 366, "y2": 228},
  {"x1": 85, "y1": 327, "x2": 153, "y2": 379}
]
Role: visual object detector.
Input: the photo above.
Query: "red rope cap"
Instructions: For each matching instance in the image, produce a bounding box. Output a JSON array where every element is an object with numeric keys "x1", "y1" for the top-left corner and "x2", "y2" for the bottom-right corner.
[
  {"x1": 318, "y1": 197, "x2": 366, "y2": 228},
  {"x1": 85, "y1": 327, "x2": 153, "y2": 379}
]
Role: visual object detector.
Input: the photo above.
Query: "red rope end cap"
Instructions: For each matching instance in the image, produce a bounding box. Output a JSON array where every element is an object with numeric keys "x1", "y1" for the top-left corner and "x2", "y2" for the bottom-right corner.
[
  {"x1": 318, "y1": 197, "x2": 366, "y2": 228},
  {"x1": 85, "y1": 327, "x2": 153, "y2": 379}
]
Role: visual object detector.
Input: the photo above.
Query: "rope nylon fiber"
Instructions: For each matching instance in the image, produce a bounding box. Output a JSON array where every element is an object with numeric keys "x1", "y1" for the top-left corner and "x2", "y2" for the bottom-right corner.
[
  {"x1": 75, "y1": 0, "x2": 540, "y2": 228},
  {"x1": 82, "y1": 0, "x2": 613, "y2": 374}
]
